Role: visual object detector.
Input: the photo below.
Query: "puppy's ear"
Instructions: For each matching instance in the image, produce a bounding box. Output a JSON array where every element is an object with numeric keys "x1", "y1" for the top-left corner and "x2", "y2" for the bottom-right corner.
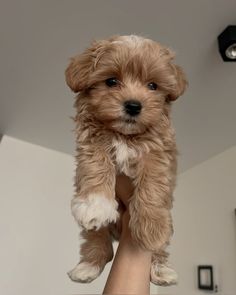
[
  {"x1": 65, "y1": 40, "x2": 110, "y2": 93},
  {"x1": 65, "y1": 52, "x2": 92, "y2": 93},
  {"x1": 167, "y1": 64, "x2": 188, "y2": 101},
  {"x1": 158, "y1": 46, "x2": 187, "y2": 102}
]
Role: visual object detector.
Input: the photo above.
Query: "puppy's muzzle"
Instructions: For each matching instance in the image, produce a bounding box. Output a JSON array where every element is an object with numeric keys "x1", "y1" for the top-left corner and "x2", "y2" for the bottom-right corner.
[{"x1": 124, "y1": 100, "x2": 142, "y2": 116}]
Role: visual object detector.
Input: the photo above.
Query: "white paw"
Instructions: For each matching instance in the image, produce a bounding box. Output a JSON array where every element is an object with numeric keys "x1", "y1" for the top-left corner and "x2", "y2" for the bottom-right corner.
[
  {"x1": 151, "y1": 263, "x2": 178, "y2": 286},
  {"x1": 71, "y1": 193, "x2": 119, "y2": 230},
  {"x1": 68, "y1": 262, "x2": 101, "y2": 283}
]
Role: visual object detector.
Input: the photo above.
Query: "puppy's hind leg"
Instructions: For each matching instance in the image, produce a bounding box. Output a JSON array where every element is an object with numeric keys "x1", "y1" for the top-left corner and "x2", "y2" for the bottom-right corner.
[
  {"x1": 68, "y1": 227, "x2": 113, "y2": 283},
  {"x1": 151, "y1": 249, "x2": 178, "y2": 286}
]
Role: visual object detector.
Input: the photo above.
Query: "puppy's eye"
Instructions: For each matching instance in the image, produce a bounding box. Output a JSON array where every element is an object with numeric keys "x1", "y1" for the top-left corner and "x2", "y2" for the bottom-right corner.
[
  {"x1": 105, "y1": 77, "x2": 119, "y2": 87},
  {"x1": 147, "y1": 82, "x2": 158, "y2": 90}
]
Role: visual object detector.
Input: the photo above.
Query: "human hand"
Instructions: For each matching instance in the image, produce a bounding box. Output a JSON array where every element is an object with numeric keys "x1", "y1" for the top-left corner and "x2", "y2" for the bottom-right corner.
[
  {"x1": 116, "y1": 174, "x2": 134, "y2": 208},
  {"x1": 103, "y1": 174, "x2": 151, "y2": 295},
  {"x1": 115, "y1": 174, "x2": 134, "y2": 237}
]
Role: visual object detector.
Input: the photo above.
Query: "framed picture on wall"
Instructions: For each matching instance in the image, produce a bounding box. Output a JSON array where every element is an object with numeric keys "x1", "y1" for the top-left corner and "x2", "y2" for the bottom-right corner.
[{"x1": 198, "y1": 265, "x2": 214, "y2": 291}]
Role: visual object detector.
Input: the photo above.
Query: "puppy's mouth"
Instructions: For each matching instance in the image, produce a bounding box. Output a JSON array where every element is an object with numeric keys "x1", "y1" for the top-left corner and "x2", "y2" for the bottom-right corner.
[
  {"x1": 124, "y1": 118, "x2": 137, "y2": 124},
  {"x1": 110, "y1": 116, "x2": 145, "y2": 135}
]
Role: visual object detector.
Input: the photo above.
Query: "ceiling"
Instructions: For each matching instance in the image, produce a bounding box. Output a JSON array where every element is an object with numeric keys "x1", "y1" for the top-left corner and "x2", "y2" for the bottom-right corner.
[{"x1": 0, "y1": 0, "x2": 236, "y2": 172}]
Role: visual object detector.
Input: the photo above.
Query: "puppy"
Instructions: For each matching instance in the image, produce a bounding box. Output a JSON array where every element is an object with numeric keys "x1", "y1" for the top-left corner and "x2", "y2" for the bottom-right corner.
[{"x1": 65, "y1": 35, "x2": 187, "y2": 285}]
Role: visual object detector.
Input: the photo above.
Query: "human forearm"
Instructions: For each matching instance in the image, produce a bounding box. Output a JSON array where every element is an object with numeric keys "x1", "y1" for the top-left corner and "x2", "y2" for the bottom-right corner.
[{"x1": 103, "y1": 217, "x2": 151, "y2": 295}]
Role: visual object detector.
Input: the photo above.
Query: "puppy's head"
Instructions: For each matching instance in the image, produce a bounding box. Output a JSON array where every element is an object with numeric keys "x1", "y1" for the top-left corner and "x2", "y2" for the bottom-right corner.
[{"x1": 65, "y1": 35, "x2": 187, "y2": 135}]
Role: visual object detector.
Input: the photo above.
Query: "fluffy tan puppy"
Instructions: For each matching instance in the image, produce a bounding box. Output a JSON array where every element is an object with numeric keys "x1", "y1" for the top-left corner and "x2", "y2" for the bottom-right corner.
[{"x1": 65, "y1": 35, "x2": 187, "y2": 285}]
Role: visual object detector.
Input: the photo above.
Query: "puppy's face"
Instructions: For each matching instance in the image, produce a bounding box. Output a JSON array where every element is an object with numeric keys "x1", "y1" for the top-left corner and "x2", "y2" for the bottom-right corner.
[{"x1": 66, "y1": 35, "x2": 187, "y2": 135}]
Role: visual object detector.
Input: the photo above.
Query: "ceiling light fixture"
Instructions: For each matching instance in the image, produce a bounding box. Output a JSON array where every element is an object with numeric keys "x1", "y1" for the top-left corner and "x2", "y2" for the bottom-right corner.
[{"x1": 218, "y1": 25, "x2": 236, "y2": 61}]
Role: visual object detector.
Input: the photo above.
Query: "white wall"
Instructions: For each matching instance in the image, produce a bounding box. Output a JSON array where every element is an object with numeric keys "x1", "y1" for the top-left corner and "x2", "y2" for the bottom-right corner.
[
  {"x1": 1, "y1": 135, "x2": 235, "y2": 295},
  {"x1": 159, "y1": 145, "x2": 236, "y2": 295},
  {"x1": 0, "y1": 135, "x2": 119, "y2": 295}
]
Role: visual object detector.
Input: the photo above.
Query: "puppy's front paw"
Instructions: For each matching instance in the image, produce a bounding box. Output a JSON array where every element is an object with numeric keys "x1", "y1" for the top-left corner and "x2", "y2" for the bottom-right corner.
[
  {"x1": 71, "y1": 193, "x2": 119, "y2": 230},
  {"x1": 68, "y1": 262, "x2": 102, "y2": 283},
  {"x1": 151, "y1": 263, "x2": 178, "y2": 286}
]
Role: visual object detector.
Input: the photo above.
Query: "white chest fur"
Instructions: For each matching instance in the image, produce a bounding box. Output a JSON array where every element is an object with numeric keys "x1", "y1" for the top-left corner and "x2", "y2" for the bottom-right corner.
[{"x1": 112, "y1": 139, "x2": 137, "y2": 176}]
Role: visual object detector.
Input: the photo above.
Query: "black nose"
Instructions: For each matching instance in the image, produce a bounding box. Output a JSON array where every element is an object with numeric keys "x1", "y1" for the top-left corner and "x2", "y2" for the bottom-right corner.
[{"x1": 124, "y1": 100, "x2": 142, "y2": 116}]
